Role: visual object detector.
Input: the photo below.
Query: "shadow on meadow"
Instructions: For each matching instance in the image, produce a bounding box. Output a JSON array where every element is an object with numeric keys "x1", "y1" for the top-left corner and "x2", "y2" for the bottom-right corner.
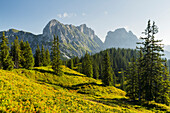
[
  {"x1": 37, "y1": 81, "x2": 104, "y2": 90},
  {"x1": 64, "y1": 72, "x2": 85, "y2": 77},
  {"x1": 91, "y1": 97, "x2": 138, "y2": 108},
  {"x1": 32, "y1": 68, "x2": 56, "y2": 75},
  {"x1": 71, "y1": 82, "x2": 104, "y2": 88},
  {"x1": 33, "y1": 68, "x2": 84, "y2": 77},
  {"x1": 89, "y1": 97, "x2": 169, "y2": 112}
]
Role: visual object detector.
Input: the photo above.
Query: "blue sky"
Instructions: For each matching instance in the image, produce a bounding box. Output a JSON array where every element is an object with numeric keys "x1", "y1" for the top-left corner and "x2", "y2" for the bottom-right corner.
[{"x1": 1, "y1": 0, "x2": 170, "y2": 44}]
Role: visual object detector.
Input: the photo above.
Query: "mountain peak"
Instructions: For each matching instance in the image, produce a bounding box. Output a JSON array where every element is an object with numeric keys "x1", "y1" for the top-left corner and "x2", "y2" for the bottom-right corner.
[
  {"x1": 48, "y1": 19, "x2": 61, "y2": 26},
  {"x1": 114, "y1": 28, "x2": 127, "y2": 33},
  {"x1": 104, "y1": 28, "x2": 138, "y2": 49},
  {"x1": 49, "y1": 19, "x2": 60, "y2": 23},
  {"x1": 79, "y1": 24, "x2": 87, "y2": 28}
]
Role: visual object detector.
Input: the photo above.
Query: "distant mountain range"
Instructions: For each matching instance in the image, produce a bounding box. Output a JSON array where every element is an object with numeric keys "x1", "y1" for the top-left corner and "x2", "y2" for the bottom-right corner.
[
  {"x1": 0, "y1": 19, "x2": 102, "y2": 59},
  {"x1": 1, "y1": 19, "x2": 170, "y2": 59}
]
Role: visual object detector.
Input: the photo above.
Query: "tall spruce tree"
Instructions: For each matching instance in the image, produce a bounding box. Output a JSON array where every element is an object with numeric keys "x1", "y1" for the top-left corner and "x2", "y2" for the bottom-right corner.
[
  {"x1": 45, "y1": 48, "x2": 51, "y2": 66},
  {"x1": 70, "y1": 59, "x2": 74, "y2": 69},
  {"x1": 12, "y1": 36, "x2": 21, "y2": 68},
  {"x1": 112, "y1": 69, "x2": 117, "y2": 86},
  {"x1": 160, "y1": 62, "x2": 170, "y2": 105},
  {"x1": 93, "y1": 61, "x2": 99, "y2": 79},
  {"x1": 23, "y1": 41, "x2": 34, "y2": 69},
  {"x1": 136, "y1": 50, "x2": 144, "y2": 101},
  {"x1": 134, "y1": 20, "x2": 170, "y2": 105},
  {"x1": 102, "y1": 51, "x2": 113, "y2": 86},
  {"x1": 51, "y1": 35, "x2": 62, "y2": 75},
  {"x1": 0, "y1": 32, "x2": 14, "y2": 70},
  {"x1": 82, "y1": 51, "x2": 93, "y2": 77},
  {"x1": 120, "y1": 68, "x2": 125, "y2": 91},
  {"x1": 34, "y1": 44, "x2": 41, "y2": 67},
  {"x1": 126, "y1": 56, "x2": 138, "y2": 100},
  {"x1": 20, "y1": 39, "x2": 25, "y2": 68},
  {"x1": 41, "y1": 44, "x2": 46, "y2": 66}
]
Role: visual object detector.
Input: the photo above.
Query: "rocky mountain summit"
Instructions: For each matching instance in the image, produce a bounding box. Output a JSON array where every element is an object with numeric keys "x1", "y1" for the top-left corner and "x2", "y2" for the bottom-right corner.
[
  {"x1": 0, "y1": 19, "x2": 102, "y2": 59},
  {"x1": 104, "y1": 28, "x2": 139, "y2": 49}
]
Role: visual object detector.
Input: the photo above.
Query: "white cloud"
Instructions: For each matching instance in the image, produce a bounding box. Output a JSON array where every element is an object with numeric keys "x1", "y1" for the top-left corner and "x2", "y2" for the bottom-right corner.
[
  {"x1": 63, "y1": 12, "x2": 69, "y2": 18},
  {"x1": 104, "y1": 11, "x2": 108, "y2": 15},
  {"x1": 57, "y1": 12, "x2": 76, "y2": 18}
]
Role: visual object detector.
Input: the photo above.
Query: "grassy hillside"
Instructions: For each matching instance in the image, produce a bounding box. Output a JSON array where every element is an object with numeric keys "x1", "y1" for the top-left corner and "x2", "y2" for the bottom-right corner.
[{"x1": 0, "y1": 66, "x2": 170, "y2": 112}]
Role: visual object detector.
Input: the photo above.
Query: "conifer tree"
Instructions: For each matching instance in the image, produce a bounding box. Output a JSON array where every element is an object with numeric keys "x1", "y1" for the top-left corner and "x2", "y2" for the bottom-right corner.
[
  {"x1": 45, "y1": 48, "x2": 51, "y2": 66},
  {"x1": 126, "y1": 56, "x2": 138, "y2": 100},
  {"x1": 34, "y1": 44, "x2": 41, "y2": 67},
  {"x1": 23, "y1": 41, "x2": 34, "y2": 69},
  {"x1": 120, "y1": 68, "x2": 125, "y2": 90},
  {"x1": 160, "y1": 62, "x2": 170, "y2": 105},
  {"x1": 74, "y1": 56, "x2": 79, "y2": 65},
  {"x1": 93, "y1": 61, "x2": 99, "y2": 79},
  {"x1": 136, "y1": 50, "x2": 144, "y2": 101},
  {"x1": 134, "y1": 20, "x2": 170, "y2": 104},
  {"x1": 51, "y1": 35, "x2": 62, "y2": 75},
  {"x1": 82, "y1": 51, "x2": 93, "y2": 77},
  {"x1": 112, "y1": 70, "x2": 116, "y2": 86},
  {"x1": 70, "y1": 59, "x2": 74, "y2": 69},
  {"x1": 12, "y1": 36, "x2": 21, "y2": 68},
  {"x1": 0, "y1": 32, "x2": 14, "y2": 70},
  {"x1": 102, "y1": 51, "x2": 113, "y2": 86},
  {"x1": 41, "y1": 44, "x2": 46, "y2": 66},
  {"x1": 20, "y1": 39, "x2": 25, "y2": 68}
]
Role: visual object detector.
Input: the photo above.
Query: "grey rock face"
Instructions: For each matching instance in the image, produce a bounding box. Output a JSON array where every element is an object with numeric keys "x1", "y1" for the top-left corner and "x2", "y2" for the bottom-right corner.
[
  {"x1": 0, "y1": 20, "x2": 142, "y2": 60},
  {"x1": 76, "y1": 24, "x2": 104, "y2": 48},
  {"x1": 0, "y1": 19, "x2": 103, "y2": 59},
  {"x1": 104, "y1": 28, "x2": 139, "y2": 49}
]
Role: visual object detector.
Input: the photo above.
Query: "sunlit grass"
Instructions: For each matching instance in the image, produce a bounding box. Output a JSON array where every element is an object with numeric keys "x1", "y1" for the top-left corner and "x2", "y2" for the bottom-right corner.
[{"x1": 0, "y1": 66, "x2": 170, "y2": 112}]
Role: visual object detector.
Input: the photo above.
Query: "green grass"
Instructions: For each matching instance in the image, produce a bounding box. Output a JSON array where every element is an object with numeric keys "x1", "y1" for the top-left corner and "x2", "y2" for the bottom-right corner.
[{"x1": 0, "y1": 65, "x2": 170, "y2": 112}]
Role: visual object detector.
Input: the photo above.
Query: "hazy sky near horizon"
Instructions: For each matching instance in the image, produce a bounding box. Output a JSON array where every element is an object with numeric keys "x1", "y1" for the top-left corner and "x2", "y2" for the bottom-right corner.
[{"x1": 1, "y1": 0, "x2": 170, "y2": 44}]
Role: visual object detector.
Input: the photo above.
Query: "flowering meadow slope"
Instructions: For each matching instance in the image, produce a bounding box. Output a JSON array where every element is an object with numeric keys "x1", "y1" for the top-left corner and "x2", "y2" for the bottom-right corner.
[{"x1": 0, "y1": 66, "x2": 169, "y2": 112}]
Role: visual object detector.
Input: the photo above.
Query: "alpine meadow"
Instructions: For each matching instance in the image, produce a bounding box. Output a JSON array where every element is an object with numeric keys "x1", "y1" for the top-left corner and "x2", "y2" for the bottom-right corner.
[{"x1": 1, "y1": 1, "x2": 170, "y2": 113}]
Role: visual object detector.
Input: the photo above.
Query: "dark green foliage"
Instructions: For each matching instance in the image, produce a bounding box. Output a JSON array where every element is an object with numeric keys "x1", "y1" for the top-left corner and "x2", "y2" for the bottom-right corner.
[
  {"x1": 82, "y1": 51, "x2": 93, "y2": 77},
  {"x1": 102, "y1": 51, "x2": 113, "y2": 86},
  {"x1": 120, "y1": 68, "x2": 125, "y2": 91},
  {"x1": 45, "y1": 48, "x2": 51, "y2": 66},
  {"x1": 34, "y1": 44, "x2": 41, "y2": 67},
  {"x1": 41, "y1": 44, "x2": 46, "y2": 66},
  {"x1": 23, "y1": 41, "x2": 34, "y2": 69},
  {"x1": 126, "y1": 56, "x2": 138, "y2": 100},
  {"x1": 20, "y1": 40, "x2": 26, "y2": 68},
  {"x1": 77, "y1": 63, "x2": 82, "y2": 73},
  {"x1": 126, "y1": 20, "x2": 170, "y2": 105},
  {"x1": 67, "y1": 59, "x2": 74, "y2": 69},
  {"x1": 93, "y1": 61, "x2": 99, "y2": 79},
  {"x1": 160, "y1": 62, "x2": 170, "y2": 105},
  {"x1": 138, "y1": 20, "x2": 169, "y2": 103},
  {"x1": 11, "y1": 36, "x2": 21, "y2": 68},
  {"x1": 112, "y1": 70, "x2": 116, "y2": 86},
  {"x1": 51, "y1": 35, "x2": 62, "y2": 76},
  {"x1": 92, "y1": 48, "x2": 136, "y2": 81},
  {"x1": 73, "y1": 56, "x2": 79, "y2": 65},
  {"x1": 65, "y1": 48, "x2": 136, "y2": 85},
  {"x1": 0, "y1": 32, "x2": 14, "y2": 70},
  {"x1": 70, "y1": 59, "x2": 74, "y2": 69}
]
